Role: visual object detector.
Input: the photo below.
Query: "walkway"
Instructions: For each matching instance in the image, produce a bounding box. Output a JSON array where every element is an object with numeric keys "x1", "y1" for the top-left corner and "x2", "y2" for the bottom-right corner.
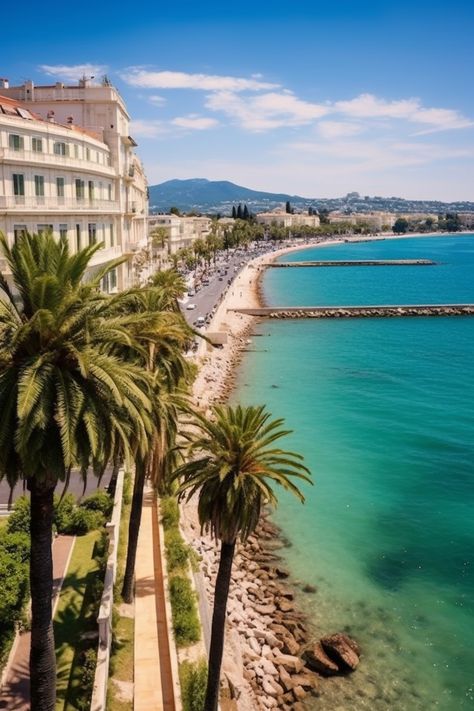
[
  {"x1": 134, "y1": 490, "x2": 176, "y2": 711},
  {"x1": 0, "y1": 535, "x2": 75, "y2": 710}
]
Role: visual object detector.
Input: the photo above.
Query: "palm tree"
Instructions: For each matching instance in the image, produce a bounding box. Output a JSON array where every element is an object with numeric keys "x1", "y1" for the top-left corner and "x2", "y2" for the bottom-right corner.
[
  {"x1": 0, "y1": 232, "x2": 154, "y2": 710},
  {"x1": 149, "y1": 268, "x2": 187, "y2": 311},
  {"x1": 172, "y1": 404, "x2": 312, "y2": 711},
  {"x1": 117, "y1": 286, "x2": 193, "y2": 602}
]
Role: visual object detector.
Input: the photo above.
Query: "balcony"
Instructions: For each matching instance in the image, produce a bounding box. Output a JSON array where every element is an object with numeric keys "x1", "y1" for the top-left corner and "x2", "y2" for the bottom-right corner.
[
  {"x1": 0, "y1": 196, "x2": 121, "y2": 213},
  {"x1": 88, "y1": 245, "x2": 123, "y2": 267},
  {"x1": 0, "y1": 147, "x2": 115, "y2": 177}
]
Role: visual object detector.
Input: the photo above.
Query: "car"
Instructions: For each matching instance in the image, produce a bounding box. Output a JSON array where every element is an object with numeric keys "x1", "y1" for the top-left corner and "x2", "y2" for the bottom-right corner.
[
  {"x1": 196, "y1": 316, "x2": 206, "y2": 326},
  {"x1": 218, "y1": 276, "x2": 223, "y2": 281},
  {"x1": 187, "y1": 290, "x2": 195, "y2": 297},
  {"x1": 186, "y1": 303, "x2": 196, "y2": 310}
]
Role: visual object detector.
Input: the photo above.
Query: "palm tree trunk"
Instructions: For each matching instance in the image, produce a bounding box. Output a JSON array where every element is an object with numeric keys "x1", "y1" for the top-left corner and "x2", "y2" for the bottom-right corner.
[
  {"x1": 29, "y1": 478, "x2": 56, "y2": 711},
  {"x1": 121, "y1": 458, "x2": 147, "y2": 603},
  {"x1": 204, "y1": 541, "x2": 235, "y2": 711}
]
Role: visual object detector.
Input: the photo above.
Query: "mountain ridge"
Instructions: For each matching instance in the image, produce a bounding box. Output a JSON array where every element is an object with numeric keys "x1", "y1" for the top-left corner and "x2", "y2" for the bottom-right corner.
[{"x1": 148, "y1": 178, "x2": 474, "y2": 215}]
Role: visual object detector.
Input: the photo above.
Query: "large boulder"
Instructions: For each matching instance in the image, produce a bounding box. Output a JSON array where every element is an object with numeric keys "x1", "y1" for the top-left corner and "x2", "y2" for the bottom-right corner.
[
  {"x1": 302, "y1": 643, "x2": 339, "y2": 676},
  {"x1": 320, "y1": 633, "x2": 360, "y2": 672}
]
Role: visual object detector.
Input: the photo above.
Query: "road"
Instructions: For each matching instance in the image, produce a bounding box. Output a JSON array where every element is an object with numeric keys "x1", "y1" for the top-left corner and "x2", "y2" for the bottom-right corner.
[{"x1": 0, "y1": 468, "x2": 113, "y2": 509}]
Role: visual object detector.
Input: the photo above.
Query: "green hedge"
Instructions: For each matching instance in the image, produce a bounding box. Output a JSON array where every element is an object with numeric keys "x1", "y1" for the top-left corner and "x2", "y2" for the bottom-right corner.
[
  {"x1": 169, "y1": 576, "x2": 200, "y2": 647},
  {"x1": 180, "y1": 659, "x2": 207, "y2": 711},
  {"x1": 0, "y1": 529, "x2": 30, "y2": 663}
]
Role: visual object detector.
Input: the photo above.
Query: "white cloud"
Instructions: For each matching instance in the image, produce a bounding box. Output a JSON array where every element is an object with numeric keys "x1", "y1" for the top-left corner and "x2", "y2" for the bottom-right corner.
[
  {"x1": 38, "y1": 64, "x2": 107, "y2": 82},
  {"x1": 129, "y1": 119, "x2": 168, "y2": 138},
  {"x1": 318, "y1": 121, "x2": 364, "y2": 139},
  {"x1": 334, "y1": 93, "x2": 473, "y2": 133},
  {"x1": 148, "y1": 95, "x2": 167, "y2": 106},
  {"x1": 205, "y1": 90, "x2": 329, "y2": 131},
  {"x1": 120, "y1": 68, "x2": 278, "y2": 92},
  {"x1": 171, "y1": 115, "x2": 219, "y2": 130}
]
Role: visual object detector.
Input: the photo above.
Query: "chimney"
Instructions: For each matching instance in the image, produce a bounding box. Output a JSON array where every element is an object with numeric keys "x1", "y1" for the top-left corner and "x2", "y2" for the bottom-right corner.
[
  {"x1": 47, "y1": 110, "x2": 55, "y2": 123},
  {"x1": 0, "y1": 78, "x2": 9, "y2": 89},
  {"x1": 67, "y1": 115, "x2": 74, "y2": 127}
]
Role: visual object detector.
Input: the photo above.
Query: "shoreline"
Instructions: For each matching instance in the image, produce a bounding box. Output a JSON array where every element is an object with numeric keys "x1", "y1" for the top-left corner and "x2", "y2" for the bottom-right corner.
[{"x1": 183, "y1": 231, "x2": 473, "y2": 709}]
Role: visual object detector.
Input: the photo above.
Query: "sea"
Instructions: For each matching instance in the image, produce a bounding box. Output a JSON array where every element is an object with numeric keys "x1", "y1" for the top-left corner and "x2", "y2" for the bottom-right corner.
[{"x1": 231, "y1": 235, "x2": 474, "y2": 710}]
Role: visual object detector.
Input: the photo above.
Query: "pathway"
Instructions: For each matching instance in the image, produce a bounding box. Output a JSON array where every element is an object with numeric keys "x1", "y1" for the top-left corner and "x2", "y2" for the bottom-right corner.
[
  {"x1": 0, "y1": 535, "x2": 75, "y2": 710},
  {"x1": 134, "y1": 490, "x2": 176, "y2": 711}
]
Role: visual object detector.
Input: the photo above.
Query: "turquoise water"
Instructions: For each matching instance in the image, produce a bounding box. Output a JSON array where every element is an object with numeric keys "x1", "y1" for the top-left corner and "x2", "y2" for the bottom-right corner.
[{"x1": 233, "y1": 236, "x2": 474, "y2": 710}]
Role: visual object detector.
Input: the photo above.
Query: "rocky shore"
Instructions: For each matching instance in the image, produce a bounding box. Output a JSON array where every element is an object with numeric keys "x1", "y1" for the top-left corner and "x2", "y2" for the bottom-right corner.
[
  {"x1": 189, "y1": 513, "x2": 360, "y2": 710},
  {"x1": 237, "y1": 305, "x2": 474, "y2": 319}
]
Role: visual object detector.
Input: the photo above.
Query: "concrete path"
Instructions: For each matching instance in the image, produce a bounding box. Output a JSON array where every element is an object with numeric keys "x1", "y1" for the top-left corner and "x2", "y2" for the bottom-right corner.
[
  {"x1": 0, "y1": 535, "x2": 75, "y2": 710},
  {"x1": 134, "y1": 491, "x2": 176, "y2": 711}
]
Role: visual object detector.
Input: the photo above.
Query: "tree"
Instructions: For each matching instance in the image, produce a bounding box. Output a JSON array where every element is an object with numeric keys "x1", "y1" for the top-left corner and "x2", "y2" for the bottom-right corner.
[
  {"x1": 236, "y1": 204, "x2": 243, "y2": 220},
  {"x1": 393, "y1": 218, "x2": 409, "y2": 234},
  {"x1": 170, "y1": 206, "x2": 181, "y2": 216},
  {"x1": 243, "y1": 204, "x2": 250, "y2": 221},
  {"x1": 231, "y1": 206, "x2": 237, "y2": 219},
  {"x1": 150, "y1": 268, "x2": 187, "y2": 311},
  {"x1": 285, "y1": 200, "x2": 292, "y2": 214},
  {"x1": 0, "y1": 232, "x2": 154, "y2": 710},
  {"x1": 118, "y1": 286, "x2": 192, "y2": 603},
  {"x1": 173, "y1": 404, "x2": 311, "y2": 711}
]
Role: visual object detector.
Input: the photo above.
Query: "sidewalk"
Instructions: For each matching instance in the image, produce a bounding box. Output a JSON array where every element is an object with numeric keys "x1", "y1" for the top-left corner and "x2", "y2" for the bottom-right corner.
[
  {"x1": 0, "y1": 535, "x2": 75, "y2": 710},
  {"x1": 134, "y1": 490, "x2": 176, "y2": 711}
]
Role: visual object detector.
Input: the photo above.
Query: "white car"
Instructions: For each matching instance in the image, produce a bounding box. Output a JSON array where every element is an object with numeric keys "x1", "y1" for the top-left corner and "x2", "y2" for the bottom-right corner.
[{"x1": 186, "y1": 303, "x2": 196, "y2": 310}]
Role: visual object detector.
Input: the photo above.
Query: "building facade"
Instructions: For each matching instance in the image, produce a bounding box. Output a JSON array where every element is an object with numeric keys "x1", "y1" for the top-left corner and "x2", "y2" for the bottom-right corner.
[
  {"x1": 0, "y1": 77, "x2": 148, "y2": 290},
  {"x1": 255, "y1": 211, "x2": 320, "y2": 229},
  {"x1": 148, "y1": 214, "x2": 212, "y2": 255}
]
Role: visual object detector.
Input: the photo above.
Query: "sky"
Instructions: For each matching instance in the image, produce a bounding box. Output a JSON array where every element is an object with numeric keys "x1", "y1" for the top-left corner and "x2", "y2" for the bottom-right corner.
[{"x1": 2, "y1": 0, "x2": 474, "y2": 200}]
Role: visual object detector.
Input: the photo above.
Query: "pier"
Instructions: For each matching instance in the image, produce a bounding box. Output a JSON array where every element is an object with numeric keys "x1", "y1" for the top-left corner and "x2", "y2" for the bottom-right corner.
[
  {"x1": 232, "y1": 304, "x2": 474, "y2": 319},
  {"x1": 266, "y1": 259, "x2": 435, "y2": 267}
]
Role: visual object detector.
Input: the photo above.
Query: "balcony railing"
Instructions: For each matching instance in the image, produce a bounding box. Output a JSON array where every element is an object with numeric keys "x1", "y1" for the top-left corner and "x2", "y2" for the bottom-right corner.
[
  {"x1": 0, "y1": 147, "x2": 115, "y2": 175},
  {"x1": 0, "y1": 196, "x2": 121, "y2": 212}
]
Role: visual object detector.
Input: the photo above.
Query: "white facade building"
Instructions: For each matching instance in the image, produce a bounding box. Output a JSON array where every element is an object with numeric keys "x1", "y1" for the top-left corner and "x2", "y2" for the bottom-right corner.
[
  {"x1": 0, "y1": 77, "x2": 148, "y2": 290},
  {"x1": 255, "y1": 211, "x2": 320, "y2": 229},
  {"x1": 148, "y1": 214, "x2": 212, "y2": 255}
]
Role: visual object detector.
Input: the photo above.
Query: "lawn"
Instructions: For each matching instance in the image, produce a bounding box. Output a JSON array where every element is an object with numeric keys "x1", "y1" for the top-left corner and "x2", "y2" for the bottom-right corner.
[{"x1": 54, "y1": 530, "x2": 105, "y2": 711}]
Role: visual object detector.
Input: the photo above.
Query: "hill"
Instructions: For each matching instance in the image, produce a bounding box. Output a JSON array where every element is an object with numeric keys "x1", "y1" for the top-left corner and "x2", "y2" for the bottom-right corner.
[{"x1": 148, "y1": 178, "x2": 474, "y2": 215}]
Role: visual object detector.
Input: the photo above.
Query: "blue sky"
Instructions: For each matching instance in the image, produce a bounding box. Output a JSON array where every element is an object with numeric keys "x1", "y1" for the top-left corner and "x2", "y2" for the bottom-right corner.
[{"x1": 3, "y1": 0, "x2": 474, "y2": 200}]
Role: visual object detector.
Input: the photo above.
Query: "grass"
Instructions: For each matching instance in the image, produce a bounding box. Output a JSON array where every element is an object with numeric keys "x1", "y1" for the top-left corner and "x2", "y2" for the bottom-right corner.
[
  {"x1": 107, "y1": 471, "x2": 134, "y2": 711},
  {"x1": 54, "y1": 531, "x2": 104, "y2": 711}
]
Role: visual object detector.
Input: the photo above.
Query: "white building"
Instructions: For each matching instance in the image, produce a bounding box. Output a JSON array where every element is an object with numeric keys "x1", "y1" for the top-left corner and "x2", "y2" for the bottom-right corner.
[
  {"x1": 148, "y1": 214, "x2": 212, "y2": 255},
  {"x1": 0, "y1": 77, "x2": 148, "y2": 290},
  {"x1": 255, "y1": 211, "x2": 320, "y2": 229}
]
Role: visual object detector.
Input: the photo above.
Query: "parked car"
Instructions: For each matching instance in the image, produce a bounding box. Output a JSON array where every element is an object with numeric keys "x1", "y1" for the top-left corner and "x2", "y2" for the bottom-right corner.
[
  {"x1": 186, "y1": 303, "x2": 196, "y2": 310},
  {"x1": 196, "y1": 316, "x2": 206, "y2": 326}
]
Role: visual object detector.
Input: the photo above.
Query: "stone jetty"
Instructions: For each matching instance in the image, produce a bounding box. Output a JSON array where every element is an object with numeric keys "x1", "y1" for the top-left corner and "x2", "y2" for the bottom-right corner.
[
  {"x1": 266, "y1": 259, "x2": 435, "y2": 267},
  {"x1": 233, "y1": 304, "x2": 474, "y2": 319}
]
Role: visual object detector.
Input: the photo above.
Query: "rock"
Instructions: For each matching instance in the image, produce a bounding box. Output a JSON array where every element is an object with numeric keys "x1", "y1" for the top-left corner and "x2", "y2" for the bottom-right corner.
[
  {"x1": 281, "y1": 635, "x2": 300, "y2": 656},
  {"x1": 302, "y1": 643, "x2": 339, "y2": 676},
  {"x1": 320, "y1": 633, "x2": 360, "y2": 671},
  {"x1": 262, "y1": 677, "x2": 278, "y2": 697},
  {"x1": 274, "y1": 566, "x2": 290, "y2": 579},
  {"x1": 302, "y1": 584, "x2": 318, "y2": 593},
  {"x1": 278, "y1": 600, "x2": 295, "y2": 614},
  {"x1": 272, "y1": 653, "x2": 304, "y2": 674},
  {"x1": 293, "y1": 685, "x2": 307, "y2": 701}
]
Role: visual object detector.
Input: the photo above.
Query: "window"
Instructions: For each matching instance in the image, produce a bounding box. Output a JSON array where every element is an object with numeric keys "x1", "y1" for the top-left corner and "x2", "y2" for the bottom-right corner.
[
  {"x1": 85, "y1": 147, "x2": 90, "y2": 161},
  {"x1": 76, "y1": 224, "x2": 81, "y2": 251},
  {"x1": 13, "y1": 225, "x2": 27, "y2": 243},
  {"x1": 13, "y1": 173, "x2": 25, "y2": 196},
  {"x1": 75, "y1": 179, "x2": 85, "y2": 200},
  {"x1": 37, "y1": 224, "x2": 53, "y2": 235},
  {"x1": 109, "y1": 223, "x2": 115, "y2": 246},
  {"x1": 74, "y1": 144, "x2": 79, "y2": 159},
  {"x1": 54, "y1": 141, "x2": 68, "y2": 156},
  {"x1": 88, "y1": 223, "x2": 97, "y2": 246},
  {"x1": 59, "y1": 224, "x2": 68, "y2": 240},
  {"x1": 32, "y1": 137, "x2": 43, "y2": 153},
  {"x1": 9, "y1": 134, "x2": 24, "y2": 151},
  {"x1": 110, "y1": 268, "x2": 117, "y2": 290},
  {"x1": 88, "y1": 180, "x2": 95, "y2": 201},
  {"x1": 34, "y1": 175, "x2": 45, "y2": 197},
  {"x1": 108, "y1": 184, "x2": 113, "y2": 201},
  {"x1": 56, "y1": 177, "x2": 65, "y2": 197}
]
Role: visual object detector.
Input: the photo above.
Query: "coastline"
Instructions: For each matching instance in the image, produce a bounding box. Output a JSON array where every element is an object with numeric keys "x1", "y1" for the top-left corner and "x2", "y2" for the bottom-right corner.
[{"x1": 181, "y1": 231, "x2": 473, "y2": 710}]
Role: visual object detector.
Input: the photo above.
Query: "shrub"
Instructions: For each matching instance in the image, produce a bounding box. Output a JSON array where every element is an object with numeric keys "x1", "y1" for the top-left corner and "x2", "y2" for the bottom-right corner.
[
  {"x1": 180, "y1": 659, "x2": 207, "y2": 711},
  {"x1": 6, "y1": 496, "x2": 30, "y2": 534},
  {"x1": 160, "y1": 497, "x2": 179, "y2": 530},
  {"x1": 0, "y1": 532, "x2": 29, "y2": 662},
  {"x1": 169, "y1": 576, "x2": 200, "y2": 646},
  {"x1": 69, "y1": 508, "x2": 104, "y2": 535},
  {"x1": 165, "y1": 529, "x2": 189, "y2": 571},
  {"x1": 0, "y1": 531, "x2": 30, "y2": 564},
  {"x1": 80, "y1": 491, "x2": 113, "y2": 518},
  {"x1": 76, "y1": 647, "x2": 98, "y2": 711},
  {"x1": 54, "y1": 493, "x2": 76, "y2": 533}
]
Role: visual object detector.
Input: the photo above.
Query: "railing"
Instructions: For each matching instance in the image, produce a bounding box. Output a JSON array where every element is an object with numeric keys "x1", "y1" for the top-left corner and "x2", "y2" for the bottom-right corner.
[
  {"x1": 0, "y1": 147, "x2": 115, "y2": 175},
  {"x1": 88, "y1": 245, "x2": 123, "y2": 266},
  {"x1": 0, "y1": 196, "x2": 121, "y2": 212}
]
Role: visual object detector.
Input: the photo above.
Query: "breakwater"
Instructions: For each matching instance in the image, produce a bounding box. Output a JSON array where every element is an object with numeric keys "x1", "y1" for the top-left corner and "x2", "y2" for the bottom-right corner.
[
  {"x1": 266, "y1": 259, "x2": 435, "y2": 268},
  {"x1": 232, "y1": 304, "x2": 474, "y2": 319}
]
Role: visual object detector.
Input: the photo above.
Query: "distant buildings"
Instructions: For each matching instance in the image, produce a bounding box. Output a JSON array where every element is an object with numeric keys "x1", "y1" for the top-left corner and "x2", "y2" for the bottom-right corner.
[
  {"x1": 0, "y1": 76, "x2": 148, "y2": 290},
  {"x1": 148, "y1": 214, "x2": 212, "y2": 255},
  {"x1": 255, "y1": 211, "x2": 320, "y2": 228}
]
